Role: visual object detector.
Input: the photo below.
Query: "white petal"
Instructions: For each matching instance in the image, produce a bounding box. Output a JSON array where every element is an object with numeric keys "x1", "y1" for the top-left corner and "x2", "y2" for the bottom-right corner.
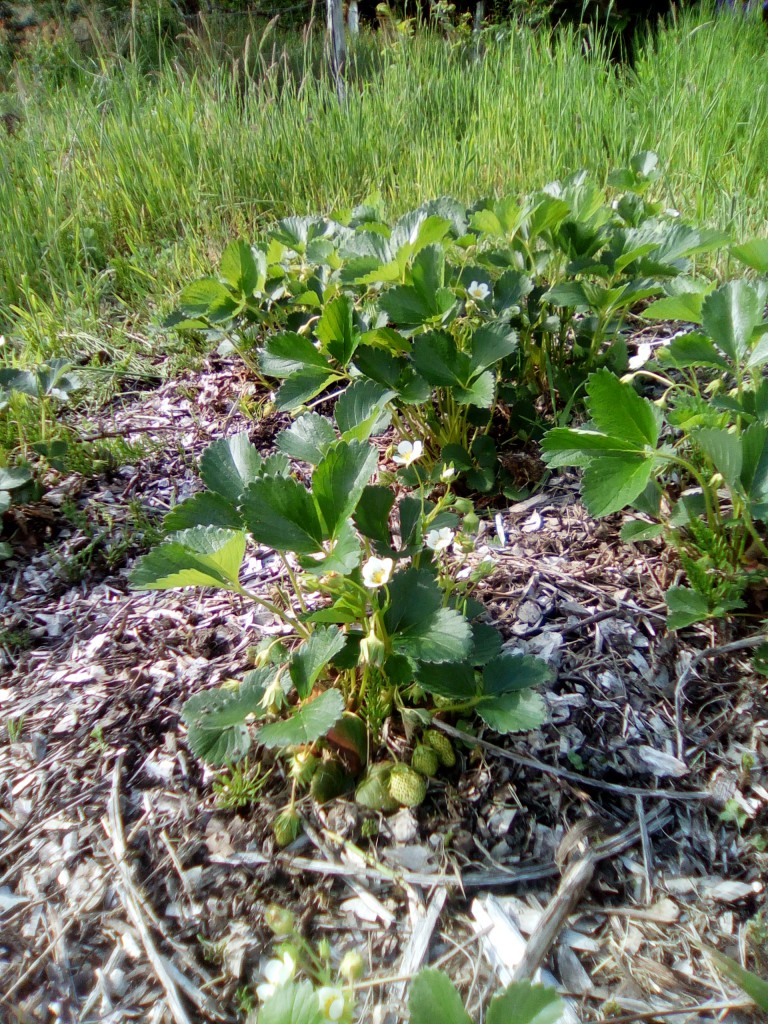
[{"x1": 257, "y1": 983, "x2": 276, "y2": 1002}]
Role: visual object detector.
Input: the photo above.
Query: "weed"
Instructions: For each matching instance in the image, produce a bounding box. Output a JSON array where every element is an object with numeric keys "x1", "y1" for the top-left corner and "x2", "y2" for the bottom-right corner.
[
  {"x1": 6, "y1": 716, "x2": 25, "y2": 742},
  {"x1": 213, "y1": 758, "x2": 272, "y2": 810}
]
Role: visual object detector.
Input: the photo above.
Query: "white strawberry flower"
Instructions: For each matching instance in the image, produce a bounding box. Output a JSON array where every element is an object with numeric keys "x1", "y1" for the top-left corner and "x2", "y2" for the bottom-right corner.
[
  {"x1": 440, "y1": 464, "x2": 455, "y2": 482},
  {"x1": 628, "y1": 343, "x2": 652, "y2": 370},
  {"x1": 361, "y1": 556, "x2": 394, "y2": 588},
  {"x1": 256, "y1": 951, "x2": 296, "y2": 1002},
  {"x1": 425, "y1": 527, "x2": 455, "y2": 553},
  {"x1": 317, "y1": 986, "x2": 345, "y2": 1022},
  {"x1": 392, "y1": 439, "x2": 424, "y2": 467},
  {"x1": 467, "y1": 281, "x2": 490, "y2": 301}
]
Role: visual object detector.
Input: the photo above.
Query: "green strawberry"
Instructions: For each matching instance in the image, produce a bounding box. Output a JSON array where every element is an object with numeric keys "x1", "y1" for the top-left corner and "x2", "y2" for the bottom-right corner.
[
  {"x1": 272, "y1": 809, "x2": 302, "y2": 847},
  {"x1": 356, "y1": 763, "x2": 400, "y2": 811},
  {"x1": 411, "y1": 744, "x2": 439, "y2": 777},
  {"x1": 388, "y1": 765, "x2": 427, "y2": 807},
  {"x1": 423, "y1": 730, "x2": 456, "y2": 767}
]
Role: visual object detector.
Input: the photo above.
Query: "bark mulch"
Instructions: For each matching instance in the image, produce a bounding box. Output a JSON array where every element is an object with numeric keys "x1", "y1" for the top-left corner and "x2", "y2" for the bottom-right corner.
[{"x1": 1, "y1": 356, "x2": 767, "y2": 1024}]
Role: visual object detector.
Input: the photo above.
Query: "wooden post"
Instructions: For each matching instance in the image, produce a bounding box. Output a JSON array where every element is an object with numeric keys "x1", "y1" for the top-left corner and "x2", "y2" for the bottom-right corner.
[
  {"x1": 472, "y1": 0, "x2": 485, "y2": 60},
  {"x1": 348, "y1": 0, "x2": 359, "y2": 36},
  {"x1": 327, "y1": 0, "x2": 347, "y2": 103}
]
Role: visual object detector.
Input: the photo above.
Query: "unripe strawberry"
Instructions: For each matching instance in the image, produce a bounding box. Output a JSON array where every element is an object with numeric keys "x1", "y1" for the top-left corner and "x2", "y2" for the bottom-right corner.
[
  {"x1": 388, "y1": 765, "x2": 427, "y2": 807},
  {"x1": 265, "y1": 904, "x2": 295, "y2": 936},
  {"x1": 462, "y1": 511, "x2": 480, "y2": 534},
  {"x1": 411, "y1": 744, "x2": 439, "y2": 777},
  {"x1": 356, "y1": 763, "x2": 400, "y2": 811},
  {"x1": 289, "y1": 749, "x2": 318, "y2": 785},
  {"x1": 272, "y1": 809, "x2": 302, "y2": 847},
  {"x1": 423, "y1": 730, "x2": 456, "y2": 767}
]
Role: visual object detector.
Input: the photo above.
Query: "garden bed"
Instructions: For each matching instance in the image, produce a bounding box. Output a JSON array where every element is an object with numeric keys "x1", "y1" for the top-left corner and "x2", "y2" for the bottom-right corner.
[{"x1": 1, "y1": 356, "x2": 765, "y2": 1024}]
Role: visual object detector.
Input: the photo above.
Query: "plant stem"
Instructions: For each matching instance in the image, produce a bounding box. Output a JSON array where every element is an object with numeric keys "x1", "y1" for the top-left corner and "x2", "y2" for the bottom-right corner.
[
  {"x1": 280, "y1": 553, "x2": 308, "y2": 613},
  {"x1": 236, "y1": 585, "x2": 311, "y2": 638}
]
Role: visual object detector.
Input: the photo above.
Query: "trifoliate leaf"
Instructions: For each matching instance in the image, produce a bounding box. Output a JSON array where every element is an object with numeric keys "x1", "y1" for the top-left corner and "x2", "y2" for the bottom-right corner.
[
  {"x1": 289, "y1": 626, "x2": 347, "y2": 699},
  {"x1": 257, "y1": 689, "x2": 345, "y2": 749},
  {"x1": 129, "y1": 527, "x2": 246, "y2": 591}
]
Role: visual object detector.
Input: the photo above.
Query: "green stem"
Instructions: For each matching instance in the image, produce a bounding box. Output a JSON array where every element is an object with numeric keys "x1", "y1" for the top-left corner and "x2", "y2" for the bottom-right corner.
[
  {"x1": 236, "y1": 585, "x2": 311, "y2": 638},
  {"x1": 741, "y1": 508, "x2": 768, "y2": 562},
  {"x1": 280, "y1": 554, "x2": 308, "y2": 613},
  {"x1": 659, "y1": 452, "x2": 719, "y2": 531},
  {"x1": 431, "y1": 697, "x2": 480, "y2": 715}
]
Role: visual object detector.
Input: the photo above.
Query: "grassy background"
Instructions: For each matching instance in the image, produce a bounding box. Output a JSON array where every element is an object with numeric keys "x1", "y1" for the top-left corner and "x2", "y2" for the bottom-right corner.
[{"x1": 1, "y1": 4, "x2": 767, "y2": 374}]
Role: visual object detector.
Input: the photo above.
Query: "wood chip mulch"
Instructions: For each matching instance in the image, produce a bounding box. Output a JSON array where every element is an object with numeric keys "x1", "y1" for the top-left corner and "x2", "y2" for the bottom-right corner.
[{"x1": 1, "y1": 356, "x2": 767, "y2": 1024}]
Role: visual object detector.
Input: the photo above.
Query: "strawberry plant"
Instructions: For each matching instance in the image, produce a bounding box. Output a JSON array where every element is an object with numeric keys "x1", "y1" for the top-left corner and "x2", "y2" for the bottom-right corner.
[
  {"x1": 541, "y1": 277, "x2": 768, "y2": 629},
  {"x1": 131, "y1": 416, "x2": 551, "y2": 832},
  {"x1": 165, "y1": 155, "x2": 729, "y2": 495}
]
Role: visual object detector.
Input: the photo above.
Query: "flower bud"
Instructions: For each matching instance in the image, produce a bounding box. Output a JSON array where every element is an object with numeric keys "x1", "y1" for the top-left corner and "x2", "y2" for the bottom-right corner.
[
  {"x1": 339, "y1": 950, "x2": 365, "y2": 982},
  {"x1": 265, "y1": 904, "x2": 296, "y2": 937},
  {"x1": 462, "y1": 512, "x2": 480, "y2": 534},
  {"x1": 272, "y1": 809, "x2": 302, "y2": 847},
  {"x1": 360, "y1": 629, "x2": 387, "y2": 667}
]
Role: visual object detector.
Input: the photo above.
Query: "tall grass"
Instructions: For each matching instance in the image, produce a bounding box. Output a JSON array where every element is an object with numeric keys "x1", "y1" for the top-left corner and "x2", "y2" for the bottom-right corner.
[{"x1": 1, "y1": 4, "x2": 767, "y2": 366}]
